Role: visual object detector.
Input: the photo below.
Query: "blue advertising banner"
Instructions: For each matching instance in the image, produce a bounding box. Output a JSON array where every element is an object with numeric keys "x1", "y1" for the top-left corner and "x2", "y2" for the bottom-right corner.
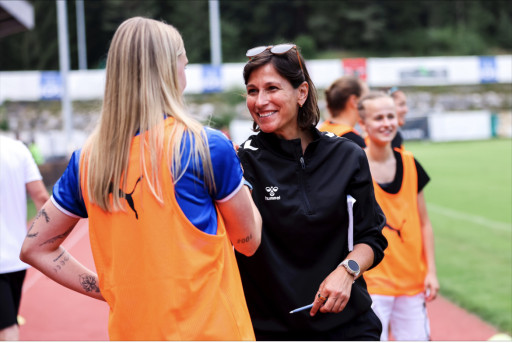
[
  {"x1": 479, "y1": 56, "x2": 497, "y2": 84},
  {"x1": 40, "y1": 72, "x2": 62, "y2": 100},
  {"x1": 202, "y1": 65, "x2": 223, "y2": 93}
]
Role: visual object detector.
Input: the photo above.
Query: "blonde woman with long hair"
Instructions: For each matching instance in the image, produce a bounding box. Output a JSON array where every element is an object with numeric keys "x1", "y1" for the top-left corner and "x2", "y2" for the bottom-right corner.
[{"x1": 20, "y1": 17, "x2": 261, "y2": 340}]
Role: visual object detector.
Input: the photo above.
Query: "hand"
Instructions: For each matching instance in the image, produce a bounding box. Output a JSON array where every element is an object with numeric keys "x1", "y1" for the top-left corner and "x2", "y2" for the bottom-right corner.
[
  {"x1": 231, "y1": 140, "x2": 239, "y2": 152},
  {"x1": 310, "y1": 266, "x2": 354, "y2": 316},
  {"x1": 424, "y1": 272, "x2": 439, "y2": 302}
]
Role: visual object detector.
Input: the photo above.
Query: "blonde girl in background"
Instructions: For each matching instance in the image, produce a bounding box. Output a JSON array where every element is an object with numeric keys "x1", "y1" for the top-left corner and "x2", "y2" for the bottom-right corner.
[{"x1": 358, "y1": 91, "x2": 439, "y2": 341}]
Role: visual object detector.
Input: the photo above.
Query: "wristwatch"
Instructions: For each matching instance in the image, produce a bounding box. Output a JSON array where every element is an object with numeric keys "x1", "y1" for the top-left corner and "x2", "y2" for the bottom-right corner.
[{"x1": 339, "y1": 259, "x2": 360, "y2": 279}]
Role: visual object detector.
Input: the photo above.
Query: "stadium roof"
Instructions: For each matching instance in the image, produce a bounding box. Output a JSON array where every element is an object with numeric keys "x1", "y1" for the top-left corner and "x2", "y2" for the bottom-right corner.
[{"x1": 0, "y1": 0, "x2": 34, "y2": 39}]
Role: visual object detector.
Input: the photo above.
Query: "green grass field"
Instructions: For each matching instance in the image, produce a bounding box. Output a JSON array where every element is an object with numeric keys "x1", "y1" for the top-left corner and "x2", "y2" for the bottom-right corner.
[{"x1": 406, "y1": 138, "x2": 512, "y2": 334}]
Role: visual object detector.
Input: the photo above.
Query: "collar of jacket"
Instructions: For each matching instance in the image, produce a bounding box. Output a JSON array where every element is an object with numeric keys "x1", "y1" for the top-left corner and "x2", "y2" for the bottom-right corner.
[{"x1": 257, "y1": 127, "x2": 322, "y2": 160}]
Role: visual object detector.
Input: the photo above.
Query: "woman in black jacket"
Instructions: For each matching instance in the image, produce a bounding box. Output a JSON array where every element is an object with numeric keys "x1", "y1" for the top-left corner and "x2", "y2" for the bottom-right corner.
[{"x1": 236, "y1": 44, "x2": 388, "y2": 341}]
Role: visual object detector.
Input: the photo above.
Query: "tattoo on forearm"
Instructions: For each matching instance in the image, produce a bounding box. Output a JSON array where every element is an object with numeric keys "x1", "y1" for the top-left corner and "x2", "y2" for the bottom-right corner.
[
  {"x1": 39, "y1": 227, "x2": 73, "y2": 246},
  {"x1": 53, "y1": 250, "x2": 66, "y2": 262},
  {"x1": 52, "y1": 249, "x2": 70, "y2": 273},
  {"x1": 26, "y1": 218, "x2": 38, "y2": 238},
  {"x1": 40, "y1": 209, "x2": 50, "y2": 223},
  {"x1": 237, "y1": 234, "x2": 253, "y2": 244},
  {"x1": 26, "y1": 226, "x2": 38, "y2": 238},
  {"x1": 79, "y1": 273, "x2": 100, "y2": 293},
  {"x1": 26, "y1": 209, "x2": 50, "y2": 238}
]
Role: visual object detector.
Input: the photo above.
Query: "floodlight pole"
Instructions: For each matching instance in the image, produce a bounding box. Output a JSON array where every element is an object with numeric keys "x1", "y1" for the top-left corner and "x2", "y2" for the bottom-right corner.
[
  {"x1": 56, "y1": 0, "x2": 72, "y2": 146},
  {"x1": 209, "y1": 0, "x2": 222, "y2": 66},
  {"x1": 76, "y1": 0, "x2": 87, "y2": 70}
]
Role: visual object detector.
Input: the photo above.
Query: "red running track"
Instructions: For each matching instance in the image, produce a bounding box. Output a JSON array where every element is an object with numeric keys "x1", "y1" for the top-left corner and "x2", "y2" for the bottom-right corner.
[{"x1": 18, "y1": 219, "x2": 499, "y2": 341}]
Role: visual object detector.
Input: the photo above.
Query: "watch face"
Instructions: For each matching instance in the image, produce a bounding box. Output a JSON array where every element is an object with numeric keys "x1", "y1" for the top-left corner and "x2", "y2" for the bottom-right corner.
[{"x1": 348, "y1": 260, "x2": 359, "y2": 272}]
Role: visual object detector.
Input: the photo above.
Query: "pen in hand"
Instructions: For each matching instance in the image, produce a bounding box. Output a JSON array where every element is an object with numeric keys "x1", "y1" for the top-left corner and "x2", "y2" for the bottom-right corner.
[{"x1": 289, "y1": 303, "x2": 313, "y2": 314}]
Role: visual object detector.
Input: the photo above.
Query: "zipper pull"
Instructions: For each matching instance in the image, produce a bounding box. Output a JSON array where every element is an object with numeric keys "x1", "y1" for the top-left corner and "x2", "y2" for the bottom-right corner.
[{"x1": 300, "y1": 156, "x2": 305, "y2": 169}]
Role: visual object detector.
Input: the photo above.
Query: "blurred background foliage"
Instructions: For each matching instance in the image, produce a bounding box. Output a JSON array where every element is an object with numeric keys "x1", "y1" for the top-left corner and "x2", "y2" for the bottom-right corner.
[{"x1": 1, "y1": 0, "x2": 511, "y2": 71}]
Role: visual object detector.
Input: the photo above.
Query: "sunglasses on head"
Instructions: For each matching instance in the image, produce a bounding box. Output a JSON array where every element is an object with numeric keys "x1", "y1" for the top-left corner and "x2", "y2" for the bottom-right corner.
[{"x1": 246, "y1": 44, "x2": 304, "y2": 76}]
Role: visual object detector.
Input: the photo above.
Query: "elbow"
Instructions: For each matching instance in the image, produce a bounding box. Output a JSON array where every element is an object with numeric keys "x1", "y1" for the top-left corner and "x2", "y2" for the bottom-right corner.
[
  {"x1": 237, "y1": 226, "x2": 262, "y2": 257},
  {"x1": 19, "y1": 242, "x2": 35, "y2": 266},
  {"x1": 243, "y1": 249, "x2": 257, "y2": 257},
  {"x1": 242, "y1": 233, "x2": 261, "y2": 257},
  {"x1": 19, "y1": 245, "x2": 30, "y2": 264},
  {"x1": 227, "y1": 207, "x2": 263, "y2": 256}
]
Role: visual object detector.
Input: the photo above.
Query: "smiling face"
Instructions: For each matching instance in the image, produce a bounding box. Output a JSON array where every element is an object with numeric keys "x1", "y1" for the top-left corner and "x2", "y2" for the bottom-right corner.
[
  {"x1": 360, "y1": 96, "x2": 398, "y2": 146},
  {"x1": 246, "y1": 63, "x2": 308, "y2": 139}
]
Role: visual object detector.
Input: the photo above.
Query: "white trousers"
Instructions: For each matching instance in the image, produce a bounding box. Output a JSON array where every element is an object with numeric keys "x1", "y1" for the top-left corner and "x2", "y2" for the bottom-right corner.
[{"x1": 370, "y1": 293, "x2": 430, "y2": 341}]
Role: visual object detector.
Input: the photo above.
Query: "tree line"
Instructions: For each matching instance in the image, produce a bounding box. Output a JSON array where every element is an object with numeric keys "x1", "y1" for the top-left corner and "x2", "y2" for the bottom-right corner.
[{"x1": 1, "y1": 0, "x2": 511, "y2": 71}]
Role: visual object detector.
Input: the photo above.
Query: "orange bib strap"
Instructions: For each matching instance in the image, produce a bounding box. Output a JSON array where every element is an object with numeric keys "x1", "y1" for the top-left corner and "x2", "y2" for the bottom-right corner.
[{"x1": 318, "y1": 121, "x2": 357, "y2": 137}]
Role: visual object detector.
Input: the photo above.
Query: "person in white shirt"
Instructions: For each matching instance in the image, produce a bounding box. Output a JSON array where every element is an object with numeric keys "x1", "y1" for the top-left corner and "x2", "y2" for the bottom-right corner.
[{"x1": 0, "y1": 135, "x2": 49, "y2": 340}]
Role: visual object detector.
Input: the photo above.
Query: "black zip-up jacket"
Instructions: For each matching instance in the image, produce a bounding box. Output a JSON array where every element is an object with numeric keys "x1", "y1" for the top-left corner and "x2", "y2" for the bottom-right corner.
[{"x1": 236, "y1": 128, "x2": 387, "y2": 333}]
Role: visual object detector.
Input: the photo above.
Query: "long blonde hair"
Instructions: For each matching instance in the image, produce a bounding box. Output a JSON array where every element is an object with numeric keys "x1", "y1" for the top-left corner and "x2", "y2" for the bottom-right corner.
[{"x1": 82, "y1": 17, "x2": 214, "y2": 212}]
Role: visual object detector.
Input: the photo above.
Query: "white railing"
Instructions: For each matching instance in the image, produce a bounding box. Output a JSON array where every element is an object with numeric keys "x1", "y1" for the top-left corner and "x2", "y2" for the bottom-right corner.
[{"x1": 1, "y1": 55, "x2": 511, "y2": 104}]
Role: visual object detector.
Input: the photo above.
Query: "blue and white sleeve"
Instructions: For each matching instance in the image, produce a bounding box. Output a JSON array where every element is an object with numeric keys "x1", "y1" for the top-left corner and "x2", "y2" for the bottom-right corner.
[
  {"x1": 206, "y1": 128, "x2": 244, "y2": 202},
  {"x1": 51, "y1": 149, "x2": 88, "y2": 218}
]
